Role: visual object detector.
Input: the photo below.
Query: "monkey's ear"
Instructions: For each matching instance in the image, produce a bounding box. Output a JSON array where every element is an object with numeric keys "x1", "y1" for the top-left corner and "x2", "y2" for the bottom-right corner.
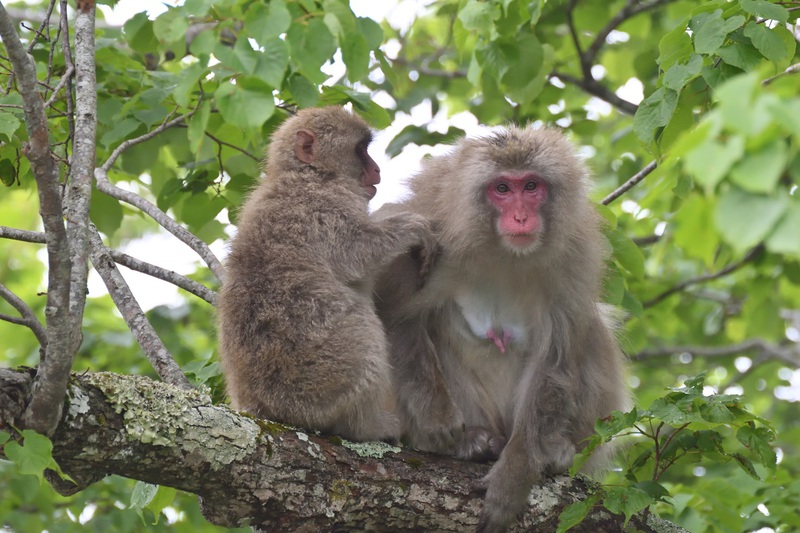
[{"x1": 295, "y1": 129, "x2": 316, "y2": 163}]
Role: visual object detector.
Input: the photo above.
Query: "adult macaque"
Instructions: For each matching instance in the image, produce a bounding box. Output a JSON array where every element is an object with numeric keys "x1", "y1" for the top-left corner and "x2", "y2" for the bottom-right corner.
[
  {"x1": 375, "y1": 127, "x2": 630, "y2": 532},
  {"x1": 218, "y1": 106, "x2": 434, "y2": 443}
]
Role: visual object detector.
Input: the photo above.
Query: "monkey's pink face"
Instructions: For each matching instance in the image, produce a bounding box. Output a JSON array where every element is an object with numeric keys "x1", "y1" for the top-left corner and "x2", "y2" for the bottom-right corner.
[
  {"x1": 486, "y1": 173, "x2": 547, "y2": 252},
  {"x1": 358, "y1": 145, "x2": 381, "y2": 199}
]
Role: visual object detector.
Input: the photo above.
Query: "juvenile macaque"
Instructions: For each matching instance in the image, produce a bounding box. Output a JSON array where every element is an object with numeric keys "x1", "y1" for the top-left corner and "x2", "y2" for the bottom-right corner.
[
  {"x1": 375, "y1": 127, "x2": 630, "y2": 532},
  {"x1": 218, "y1": 106, "x2": 434, "y2": 443}
]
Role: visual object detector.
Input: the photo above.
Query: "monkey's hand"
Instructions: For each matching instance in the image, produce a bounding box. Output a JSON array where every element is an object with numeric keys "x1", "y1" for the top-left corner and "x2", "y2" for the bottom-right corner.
[
  {"x1": 456, "y1": 427, "x2": 507, "y2": 462},
  {"x1": 410, "y1": 229, "x2": 439, "y2": 288},
  {"x1": 401, "y1": 393, "x2": 465, "y2": 454}
]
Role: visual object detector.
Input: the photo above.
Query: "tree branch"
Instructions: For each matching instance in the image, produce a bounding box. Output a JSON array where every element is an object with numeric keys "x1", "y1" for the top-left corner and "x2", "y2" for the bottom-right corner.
[
  {"x1": 633, "y1": 338, "x2": 799, "y2": 367},
  {"x1": 87, "y1": 227, "x2": 193, "y2": 390},
  {"x1": 0, "y1": 369, "x2": 684, "y2": 533},
  {"x1": 0, "y1": 226, "x2": 47, "y2": 243},
  {"x1": 0, "y1": 283, "x2": 47, "y2": 346},
  {"x1": 110, "y1": 250, "x2": 217, "y2": 306},
  {"x1": 94, "y1": 111, "x2": 225, "y2": 283},
  {"x1": 551, "y1": 71, "x2": 639, "y2": 115},
  {"x1": 601, "y1": 160, "x2": 658, "y2": 205},
  {"x1": 643, "y1": 244, "x2": 764, "y2": 308},
  {"x1": 0, "y1": 2, "x2": 77, "y2": 435},
  {"x1": 584, "y1": 0, "x2": 676, "y2": 66}
]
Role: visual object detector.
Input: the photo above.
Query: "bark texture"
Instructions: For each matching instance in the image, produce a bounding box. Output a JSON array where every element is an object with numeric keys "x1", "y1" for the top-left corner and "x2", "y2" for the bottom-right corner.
[{"x1": 0, "y1": 368, "x2": 685, "y2": 532}]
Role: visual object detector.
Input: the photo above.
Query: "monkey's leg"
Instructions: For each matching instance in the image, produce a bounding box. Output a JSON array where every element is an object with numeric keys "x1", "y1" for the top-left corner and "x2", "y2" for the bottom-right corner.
[{"x1": 387, "y1": 317, "x2": 465, "y2": 453}]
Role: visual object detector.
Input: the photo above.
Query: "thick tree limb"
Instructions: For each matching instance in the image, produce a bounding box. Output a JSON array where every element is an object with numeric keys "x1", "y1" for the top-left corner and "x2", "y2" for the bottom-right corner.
[
  {"x1": 87, "y1": 226, "x2": 193, "y2": 390},
  {"x1": 0, "y1": 368, "x2": 684, "y2": 533},
  {"x1": 0, "y1": 2, "x2": 77, "y2": 435}
]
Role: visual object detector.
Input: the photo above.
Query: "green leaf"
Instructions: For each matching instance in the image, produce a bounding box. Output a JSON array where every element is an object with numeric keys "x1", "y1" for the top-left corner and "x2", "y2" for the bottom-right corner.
[
  {"x1": 356, "y1": 17, "x2": 384, "y2": 50},
  {"x1": 634, "y1": 480, "x2": 670, "y2": 500},
  {"x1": 716, "y1": 41, "x2": 763, "y2": 71},
  {"x1": 130, "y1": 481, "x2": 159, "y2": 522},
  {"x1": 729, "y1": 139, "x2": 788, "y2": 194},
  {"x1": 287, "y1": 73, "x2": 320, "y2": 108},
  {"x1": 287, "y1": 18, "x2": 336, "y2": 84},
  {"x1": 715, "y1": 187, "x2": 789, "y2": 252},
  {"x1": 608, "y1": 227, "x2": 645, "y2": 279},
  {"x1": 691, "y1": 11, "x2": 744, "y2": 55},
  {"x1": 658, "y1": 20, "x2": 693, "y2": 71},
  {"x1": 767, "y1": 203, "x2": 800, "y2": 255},
  {"x1": 634, "y1": 87, "x2": 678, "y2": 143},
  {"x1": 4, "y1": 430, "x2": 55, "y2": 481},
  {"x1": 557, "y1": 492, "x2": 602, "y2": 533},
  {"x1": 744, "y1": 21, "x2": 788, "y2": 64},
  {"x1": 148, "y1": 485, "x2": 177, "y2": 524},
  {"x1": 152, "y1": 8, "x2": 189, "y2": 45},
  {"x1": 214, "y1": 78, "x2": 276, "y2": 130},
  {"x1": 699, "y1": 401, "x2": 735, "y2": 423},
  {"x1": 254, "y1": 38, "x2": 289, "y2": 88},
  {"x1": 673, "y1": 193, "x2": 720, "y2": 266},
  {"x1": 739, "y1": 0, "x2": 789, "y2": 24},
  {"x1": 124, "y1": 13, "x2": 158, "y2": 55},
  {"x1": 386, "y1": 125, "x2": 466, "y2": 158},
  {"x1": 663, "y1": 54, "x2": 703, "y2": 91},
  {"x1": 0, "y1": 111, "x2": 21, "y2": 142},
  {"x1": 187, "y1": 102, "x2": 211, "y2": 153},
  {"x1": 731, "y1": 452, "x2": 762, "y2": 480},
  {"x1": 458, "y1": 1, "x2": 498, "y2": 34},
  {"x1": 100, "y1": 118, "x2": 141, "y2": 148},
  {"x1": 737, "y1": 423, "x2": 777, "y2": 470},
  {"x1": 683, "y1": 134, "x2": 745, "y2": 190},
  {"x1": 0, "y1": 430, "x2": 9, "y2": 446},
  {"x1": 341, "y1": 33, "x2": 370, "y2": 83},
  {"x1": 603, "y1": 486, "x2": 654, "y2": 525},
  {"x1": 245, "y1": 0, "x2": 291, "y2": 45},
  {"x1": 90, "y1": 190, "x2": 124, "y2": 236}
]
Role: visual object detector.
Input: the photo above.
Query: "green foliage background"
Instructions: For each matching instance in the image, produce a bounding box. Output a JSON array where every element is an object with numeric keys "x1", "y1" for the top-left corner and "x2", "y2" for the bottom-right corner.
[{"x1": 1, "y1": 0, "x2": 799, "y2": 531}]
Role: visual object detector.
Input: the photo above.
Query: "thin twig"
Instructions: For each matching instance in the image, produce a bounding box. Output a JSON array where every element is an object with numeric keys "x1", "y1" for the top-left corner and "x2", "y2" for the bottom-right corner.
[
  {"x1": 634, "y1": 338, "x2": 799, "y2": 367},
  {"x1": 94, "y1": 109, "x2": 225, "y2": 283},
  {"x1": 110, "y1": 250, "x2": 217, "y2": 305},
  {"x1": 762, "y1": 62, "x2": 800, "y2": 86},
  {"x1": 601, "y1": 160, "x2": 657, "y2": 205},
  {"x1": 0, "y1": 282, "x2": 48, "y2": 347},
  {"x1": 551, "y1": 71, "x2": 639, "y2": 115},
  {"x1": 643, "y1": 244, "x2": 764, "y2": 308},
  {"x1": 203, "y1": 130, "x2": 260, "y2": 161},
  {"x1": 42, "y1": 64, "x2": 73, "y2": 108},
  {"x1": 87, "y1": 226, "x2": 193, "y2": 390}
]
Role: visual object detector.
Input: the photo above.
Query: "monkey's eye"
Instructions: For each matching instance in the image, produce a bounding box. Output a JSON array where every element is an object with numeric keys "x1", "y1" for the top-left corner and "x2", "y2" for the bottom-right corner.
[
  {"x1": 495, "y1": 183, "x2": 510, "y2": 193},
  {"x1": 524, "y1": 181, "x2": 537, "y2": 191}
]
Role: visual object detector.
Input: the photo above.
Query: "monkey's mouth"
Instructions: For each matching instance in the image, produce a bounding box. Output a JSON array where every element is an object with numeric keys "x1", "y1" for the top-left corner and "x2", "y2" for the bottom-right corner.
[
  {"x1": 504, "y1": 234, "x2": 537, "y2": 247},
  {"x1": 363, "y1": 185, "x2": 378, "y2": 199}
]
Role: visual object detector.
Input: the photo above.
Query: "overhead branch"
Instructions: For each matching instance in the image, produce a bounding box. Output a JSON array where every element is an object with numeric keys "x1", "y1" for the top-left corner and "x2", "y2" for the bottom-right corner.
[
  {"x1": 0, "y1": 283, "x2": 47, "y2": 346},
  {"x1": 601, "y1": 160, "x2": 658, "y2": 205},
  {"x1": 551, "y1": 71, "x2": 639, "y2": 115},
  {"x1": 110, "y1": 250, "x2": 217, "y2": 306},
  {"x1": 94, "y1": 110, "x2": 225, "y2": 283},
  {"x1": 0, "y1": 368, "x2": 683, "y2": 533},
  {"x1": 87, "y1": 227, "x2": 193, "y2": 390},
  {"x1": 584, "y1": 0, "x2": 676, "y2": 66},
  {"x1": 0, "y1": 2, "x2": 76, "y2": 435},
  {"x1": 643, "y1": 244, "x2": 765, "y2": 308},
  {"x1": 634, "y1": 338, "x2": 800, "y2": 368}
]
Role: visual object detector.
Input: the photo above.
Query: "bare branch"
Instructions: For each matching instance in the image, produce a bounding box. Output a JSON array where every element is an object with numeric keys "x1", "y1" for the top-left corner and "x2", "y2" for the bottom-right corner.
[
  {"x1": 0, "y1": 226, "x2": 47, "y2": 243},
  {"x1": 584, "y1": 0, "x2": 676, "y2": 65},
  {"x1": 551, "y1": 71, "x2": 639, "y2": 115},
  {"x1": 110, "y1": 250, "x2": 218, "y2": 306},
  {"x1": 94, "y1": 111, "x2": 225, "y2": 283},
  {"x1": 643, "y1": 244, "x2": 764, "y2": 308},
  {"x1": 87, "y1": 226, "x2": 193, "y2": 390},
  {"x1": 59, "y1": 0, "x2": 75, "y2": 167},
  {"x1": 62, "y1": 0, "x2": 95, "y2": 355},
  {"x1": 42, "y1": 64, "x2": 73, "y2": 108},
  {"x1": 0, "y1": 283, "x2": 47, "y2": 346},
  {"x1": 601, "y1": 160, "x2": 658, "y2": 205},
  {"x1": 762, "y1": 62, "x2": 800, "y2": 86},
  {"x1": 634, "y1": 338, "x2": 800, "y2": 367},
  {"x1": 0, "y1": 2, "x2": 78, "y2": 435}
]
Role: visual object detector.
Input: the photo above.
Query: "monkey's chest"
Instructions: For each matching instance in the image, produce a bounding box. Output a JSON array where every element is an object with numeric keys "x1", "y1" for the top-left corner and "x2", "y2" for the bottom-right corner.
[{"x1": 453, "y1": 290, "x2": 529, "y2": 356}]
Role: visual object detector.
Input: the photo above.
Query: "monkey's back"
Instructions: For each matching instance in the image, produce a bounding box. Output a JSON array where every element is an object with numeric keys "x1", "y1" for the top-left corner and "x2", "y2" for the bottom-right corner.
[{"x1": 217, "y1": 179, "x2": 384, "y2": 422}]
